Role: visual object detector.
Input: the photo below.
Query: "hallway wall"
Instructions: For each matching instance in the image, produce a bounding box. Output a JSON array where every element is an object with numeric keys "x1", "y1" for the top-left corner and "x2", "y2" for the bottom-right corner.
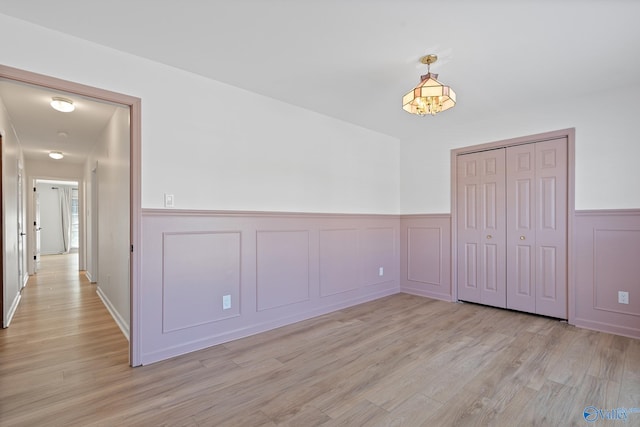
[
  {"x1": 84, "y1": 106, "x2": 130, "y2": 338},
  {"x1": 0, "y1": 95, "x2": 26, "y2": 326}
]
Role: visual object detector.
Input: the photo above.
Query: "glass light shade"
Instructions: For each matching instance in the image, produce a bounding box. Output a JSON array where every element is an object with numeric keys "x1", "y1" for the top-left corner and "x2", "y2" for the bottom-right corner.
[
  {"x1": 49, "y1": 151, "x2": 64, "y2": 160},
  {"x1": 402, "y1": 73, "x2": 456, "y2": 116},
  {"x1": 50, "y1": 97, "x2": 75, "y2": 113}
]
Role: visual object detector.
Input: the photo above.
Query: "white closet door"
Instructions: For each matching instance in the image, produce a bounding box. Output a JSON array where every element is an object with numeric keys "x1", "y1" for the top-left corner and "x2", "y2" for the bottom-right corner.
[{"x1": 456, "y1": 149, "x2": 507, "y2": 308}]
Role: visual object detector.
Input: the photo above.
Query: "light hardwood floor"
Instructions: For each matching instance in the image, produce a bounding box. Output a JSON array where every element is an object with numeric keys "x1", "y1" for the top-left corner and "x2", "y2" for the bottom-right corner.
[{"x1": 1, "y1": 254, "x2": 639, "y2": 426}]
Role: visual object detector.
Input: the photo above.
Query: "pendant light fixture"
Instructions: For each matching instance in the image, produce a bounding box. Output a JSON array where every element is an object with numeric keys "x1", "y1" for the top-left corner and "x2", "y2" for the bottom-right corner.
[{"x1": 402, "y1": 54, "x2": 456, "y2": 116}]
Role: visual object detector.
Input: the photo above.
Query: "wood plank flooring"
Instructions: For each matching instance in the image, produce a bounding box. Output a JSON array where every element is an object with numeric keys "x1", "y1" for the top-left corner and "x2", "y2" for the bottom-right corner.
[{"x1": 1, "y1": 254, "x2": 639, "y2": 426}]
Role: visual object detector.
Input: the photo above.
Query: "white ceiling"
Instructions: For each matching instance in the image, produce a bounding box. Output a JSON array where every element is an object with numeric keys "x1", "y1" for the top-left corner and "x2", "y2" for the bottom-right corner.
[
  {"x1": 1, "y1": 0, "x2": 639, "y2": 160},
  {"x1": 0, "y1": 80, "x2": 120, "y2": 164}
]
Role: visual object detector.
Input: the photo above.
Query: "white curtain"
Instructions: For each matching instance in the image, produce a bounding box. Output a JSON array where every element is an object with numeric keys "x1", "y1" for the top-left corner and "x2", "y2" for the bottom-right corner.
[{"x1": 58, "y1": 187, "x2": 72, "y2": 253}]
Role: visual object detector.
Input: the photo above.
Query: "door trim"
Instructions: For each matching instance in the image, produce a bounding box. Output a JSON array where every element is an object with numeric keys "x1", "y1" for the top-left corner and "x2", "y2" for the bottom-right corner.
[
  {"x1": 450, "y1": 128, "x2": 575, "y2": 324},
  {"x1": 0, "y1": 64, "x2": 142, "y2": 366}
]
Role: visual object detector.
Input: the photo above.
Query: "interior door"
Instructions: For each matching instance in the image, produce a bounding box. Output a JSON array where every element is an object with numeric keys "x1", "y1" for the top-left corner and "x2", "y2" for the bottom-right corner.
[
  {"x1": 17, "y1": 168, "x2": 25, "y2": 288},
  {"x1": 33, "y1": 188, "x2": 41, "y2": 273},
  {"x1": 457, "y1": 149, "x2": 507, "y2": 308}
]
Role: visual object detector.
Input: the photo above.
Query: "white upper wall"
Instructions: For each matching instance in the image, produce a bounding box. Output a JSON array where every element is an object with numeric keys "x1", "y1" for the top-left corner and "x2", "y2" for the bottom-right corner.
[
  {"x1": 25, "y1": 159, "x2": 84, "y2": 182},
  {"x1": 400, "y1": 83, "x2": 640, "y2": 213},
  {"x1": 0, "y1": 14, "x2": 400, "y2": 214},
  {"x1": 3, "y1": 13, "x2": 636, "y2": 217}
]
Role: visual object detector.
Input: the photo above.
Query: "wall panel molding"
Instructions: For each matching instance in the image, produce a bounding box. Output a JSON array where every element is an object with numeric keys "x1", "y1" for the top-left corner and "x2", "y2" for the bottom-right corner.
[
  {"x1": 161, "y1": 231, "x2": 241, "y2": 332},
  {"x1": 256, "y1": 230, "x2": 310, "y2": 311},
  {"x1": 319, "y1": 229, "x2": 359, "y2": 297},
  {"x1": 140, "y1": 209, "x2": 400, "y2": 364},
  {"x1": 139, "y1": 208, "x2": 640, "y2": 363},
  {"x1": 400, "y1": 215, "x2": 452, "y2": 301},
  {"x1": 574, "y1": 209, "x2": 640, "y2": 339}
]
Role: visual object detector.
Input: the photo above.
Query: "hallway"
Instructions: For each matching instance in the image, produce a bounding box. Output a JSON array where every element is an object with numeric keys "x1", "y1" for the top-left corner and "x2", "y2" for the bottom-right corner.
[{"x1": 0, "y1": 254, "x2": 129, "y2": 424}]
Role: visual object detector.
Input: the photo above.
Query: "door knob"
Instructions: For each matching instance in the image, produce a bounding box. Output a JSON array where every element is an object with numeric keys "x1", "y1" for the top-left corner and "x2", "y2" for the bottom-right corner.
[
  {"x1": 20, "y1": 232, "x2": 26, "y2": 236},
  {"x1": 486, "y1": 235, "x2": 492, "y2": 239},
  {"x1": 520, "y1": 236, "x2": 526, "y2": 240}
]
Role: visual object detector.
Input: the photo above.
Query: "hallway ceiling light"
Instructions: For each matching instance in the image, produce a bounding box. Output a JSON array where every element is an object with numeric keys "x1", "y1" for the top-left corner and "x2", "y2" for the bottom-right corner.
[
  {"x1": 402, "y1": 54, "x2": 456, "y2": 116},
  {"x1": 50, "y1": 97, "x2": 75, "y2": 113},
  {"x1": 49, "y1": 151, "x2": 64, "y2": 160}
]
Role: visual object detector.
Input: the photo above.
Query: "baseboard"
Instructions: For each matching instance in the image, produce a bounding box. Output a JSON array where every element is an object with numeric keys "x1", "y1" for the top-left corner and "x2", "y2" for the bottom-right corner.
[
  {"x1": 400, "y1": 287, "x2": 453, "y2": 302},
  {"x1": 4, "y1": 293, "x2": 21, "y2": 327},
  {"x1": 96, "y1": 287, "x2": 130, "y2": 340},
  {"x1": 574, "y1": 317, "x2": 640, "y2": 340},
  {"x1": 141, "y1": 287, "x2": 399, "y2": 365},
  {"x1": 84, "y1": 271, "x2": 96, "y2": 283}
]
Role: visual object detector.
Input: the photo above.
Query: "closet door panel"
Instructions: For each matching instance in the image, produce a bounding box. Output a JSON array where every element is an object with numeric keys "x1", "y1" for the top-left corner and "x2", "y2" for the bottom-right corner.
[
  {"x1": 535, "y1": 138, "x2": 567, "y2": 318},
  {"x1": 480, "y1": 156, "x2": 506, "y2": 307},
  {"x1": 457, "y1": 150, "x2": 506, "y2": 308},
  {"x1": 506, "y1": 145, "x2": 536, "y2": 312},
  {"x1": 457, "y1": 156, "x2": 482, "y2": 303}
]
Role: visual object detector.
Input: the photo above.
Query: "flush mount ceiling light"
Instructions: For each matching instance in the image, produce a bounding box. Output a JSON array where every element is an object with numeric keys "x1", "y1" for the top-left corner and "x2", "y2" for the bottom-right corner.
[
  {"x1": 49, "y1": 151, "x2": 64, "y2": 160},
  {"x1": 402, "y1": 54, "x2": 456, "y2": 116},
  {"x1": 50, "y1": 97, "x2": 75, "y2": 113}
]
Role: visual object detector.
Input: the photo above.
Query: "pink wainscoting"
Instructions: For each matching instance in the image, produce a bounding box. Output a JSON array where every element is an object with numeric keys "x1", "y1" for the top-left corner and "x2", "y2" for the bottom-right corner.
[
  {"x1": 399, "y1": 215, "x2": 452, "y2": 301},
  {"x1": 140, "y1": 210, "x2": 400, "y2": 364},
  {"x1": 574, "y1": 210, "x2": 640, "y2": 339},
  {"x1": 139, "y1": 209, "x2": 638, "y2": 364}
]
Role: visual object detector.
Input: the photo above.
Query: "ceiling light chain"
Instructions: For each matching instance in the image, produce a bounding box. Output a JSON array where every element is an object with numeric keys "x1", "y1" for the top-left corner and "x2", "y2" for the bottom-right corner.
[{"x1": 402, "y1": 54, "x2": 456, "y2": 116}]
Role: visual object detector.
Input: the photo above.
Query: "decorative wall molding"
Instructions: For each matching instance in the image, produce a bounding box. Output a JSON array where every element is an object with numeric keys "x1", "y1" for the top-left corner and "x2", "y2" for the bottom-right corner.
[
  {"x1": 140, "y1": 209, "x2": 401, "y2": 364},
  {"x1": 400, "y1": 214, "x2": 452, "y2": 301},
  {"x1": 138, "y1": 208, "x2": 640, "y2": 364},
  {"x1": 143, "y1": 208, "x2": 400, "y2": 219},
  {"x1": 162, "y1": 231, "x2": 241, "y2": 332},
  {"x1": 256, "y1": 230, "x2": 311, "y2": 311},
  {"x1": 574, "y1": 209, "x2": 640, "y2": 339}
]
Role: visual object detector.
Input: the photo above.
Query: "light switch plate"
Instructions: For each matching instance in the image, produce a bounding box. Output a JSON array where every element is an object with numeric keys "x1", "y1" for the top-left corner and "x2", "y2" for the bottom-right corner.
[{"x1": 164, "y1": 193, "x2": 174, "y2": 208}]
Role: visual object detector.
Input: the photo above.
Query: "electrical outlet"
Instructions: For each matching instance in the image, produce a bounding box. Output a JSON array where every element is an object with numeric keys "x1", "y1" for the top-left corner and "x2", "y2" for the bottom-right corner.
[
  {"x1": 222, "y1": 294, "x2": 231, "y2": 310},
  {"x1": 379, "y1": 267, "x2": 384, "y2": 276},
  {"x1": 618, "y1": 291, "x2": 629, "y2": 305},
  {"x1": 164, "y1": 193, "x2": 175, "y2": 208}
]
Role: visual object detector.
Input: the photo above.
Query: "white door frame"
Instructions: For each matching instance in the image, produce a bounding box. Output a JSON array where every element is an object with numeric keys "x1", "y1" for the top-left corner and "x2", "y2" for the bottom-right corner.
[
  {"x1": 450, "y1": 128, "x2": 576, "y2": 325},
  {"x1": 0, "y1": 64, "x2": 142, "y2": 367}
]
